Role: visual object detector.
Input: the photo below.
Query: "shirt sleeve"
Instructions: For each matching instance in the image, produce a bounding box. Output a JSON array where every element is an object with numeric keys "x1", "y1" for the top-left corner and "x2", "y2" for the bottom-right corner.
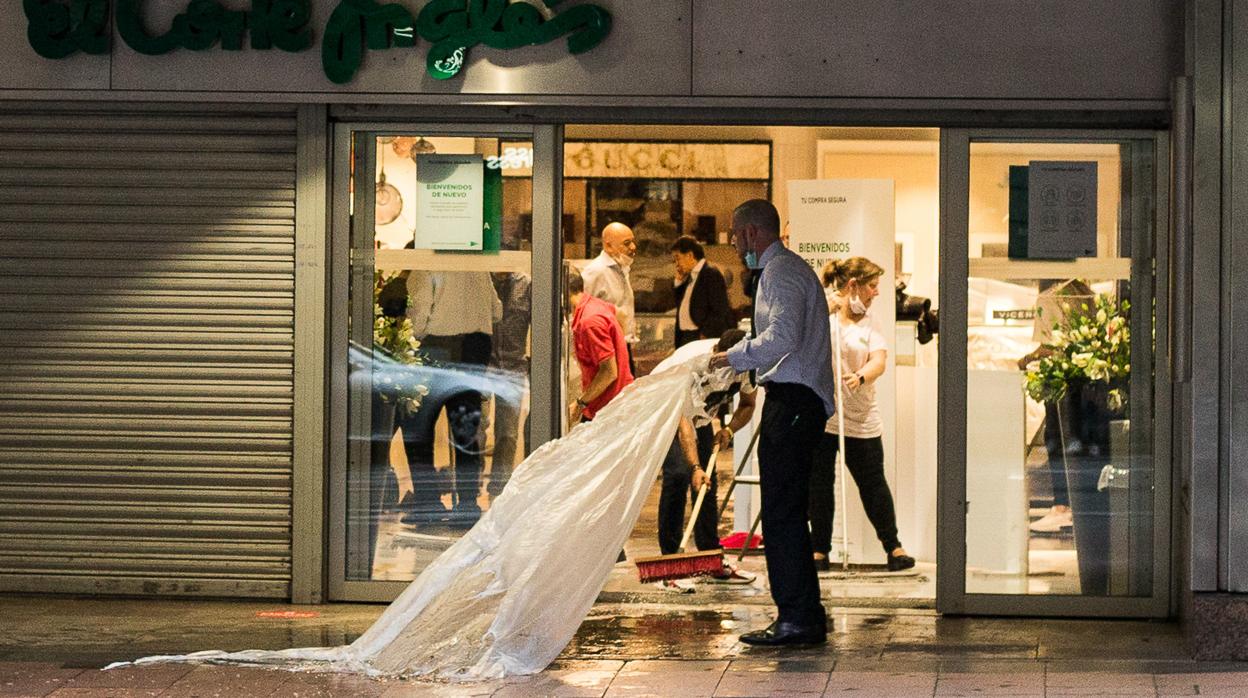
[
  {"x1": 725, "y1": 273, "x2": 802, "y2": 373},
  {"x1": 867, "y1": 326, "x2": 888, "y2": 354}
]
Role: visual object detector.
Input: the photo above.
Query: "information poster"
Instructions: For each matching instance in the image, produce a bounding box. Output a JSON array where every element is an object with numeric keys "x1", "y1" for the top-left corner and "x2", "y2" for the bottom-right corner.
[
  {"x1": 414, "y1": 154, "x2": 484, "y2": 250},
  {"x1": 788, "y1": 179, "x2": 898, "y2": 565},
  {"x1": 1027, "y1": 160, "x2": 1098, "y2": 259}
]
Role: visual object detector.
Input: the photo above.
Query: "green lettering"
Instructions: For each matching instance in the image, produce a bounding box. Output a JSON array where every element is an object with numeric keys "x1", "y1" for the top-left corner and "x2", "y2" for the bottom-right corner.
[
  {"x1": 417, "y1": 0, "x2": 611, "y2": 80},
  {"x1": 24, "y1": 0, "x2": 110, "y2": 59},
  {"x1": 323, "y1": 0, "x2": 416, "y2": 85},
  {"x1": 117, "y1": 0, "x2": 311, "y2": 56}
]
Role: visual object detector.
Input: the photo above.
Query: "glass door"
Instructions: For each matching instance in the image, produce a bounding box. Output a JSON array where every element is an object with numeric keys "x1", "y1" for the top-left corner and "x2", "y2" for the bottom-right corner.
[
  {"x1": 329, "y1": 124, "x2": 561, "y2": 601},
  {"x1": 937, "y1": 130, "x2": 1171, "y2": 617}
]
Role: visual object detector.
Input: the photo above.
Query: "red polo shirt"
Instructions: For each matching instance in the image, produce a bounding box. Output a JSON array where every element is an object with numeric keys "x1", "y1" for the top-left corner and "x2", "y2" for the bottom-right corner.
[{"x1": 572, "y1": 294, "x2": 634, "y2": 419}]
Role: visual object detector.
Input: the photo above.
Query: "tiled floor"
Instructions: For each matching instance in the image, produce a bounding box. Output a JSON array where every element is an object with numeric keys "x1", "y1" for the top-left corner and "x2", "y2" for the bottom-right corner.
[{"x1": 1, "y1": 596, "x2": 1245, "y2": 696}]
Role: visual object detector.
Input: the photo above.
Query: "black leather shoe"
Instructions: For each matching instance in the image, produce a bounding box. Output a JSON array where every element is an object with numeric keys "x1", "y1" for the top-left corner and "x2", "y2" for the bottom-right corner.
[
  {"x1": 739, "y1": 621, "x2": 827, "y2": 646},
  {"x1": 887, "y1": 553, "x2": 916, "y2": 571}
]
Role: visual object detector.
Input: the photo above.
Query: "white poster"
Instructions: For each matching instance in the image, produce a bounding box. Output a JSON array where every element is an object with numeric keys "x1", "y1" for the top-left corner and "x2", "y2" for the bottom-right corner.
[
  {"x1": 788, "y1": 179, "x2": 898, "y2": 565},
  {"x1": 414, "y1": 154, "x2": 484, "y2": 250}
]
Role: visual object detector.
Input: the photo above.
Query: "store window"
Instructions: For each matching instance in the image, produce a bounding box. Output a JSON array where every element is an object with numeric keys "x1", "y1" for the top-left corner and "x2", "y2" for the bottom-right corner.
[
  {"x1": 556, "y1": 140, "x2": 770, "y2": 374},
  {"x1": 346, "y1": 134, "x2": 534, "y2": 583},
  {"x1": 965, "y1": 141, "x2": 1156, "y2": 597}
]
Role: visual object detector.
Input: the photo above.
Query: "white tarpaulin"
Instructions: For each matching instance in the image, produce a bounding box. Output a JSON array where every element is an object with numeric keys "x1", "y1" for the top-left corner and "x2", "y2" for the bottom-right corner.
[{"x1": 112, "y1": 357, "x2": 734, "y2": 681}]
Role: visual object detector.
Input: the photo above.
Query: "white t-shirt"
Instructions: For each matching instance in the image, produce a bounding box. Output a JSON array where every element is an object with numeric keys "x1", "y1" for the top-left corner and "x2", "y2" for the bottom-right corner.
[{"x1": 826, "y1": 315, "x2": 887, "y2": 438}]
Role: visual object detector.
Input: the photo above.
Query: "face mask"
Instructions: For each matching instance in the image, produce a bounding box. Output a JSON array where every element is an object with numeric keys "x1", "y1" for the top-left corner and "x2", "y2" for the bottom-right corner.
[
  {"x1": 743, "y1": 251, "x2": 760, "y2": 269},
  {"x1": 849, "y1": 293, "x2": 868, "y2": 316}
]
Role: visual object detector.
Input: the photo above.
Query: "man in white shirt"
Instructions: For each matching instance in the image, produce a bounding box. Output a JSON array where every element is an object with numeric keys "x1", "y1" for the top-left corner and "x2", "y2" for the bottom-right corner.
[
  {"x1": 581, "y1": 222, "x2": 638, "y2": 371},
  {"x1": 399, "y1": 270, "x2": 503, "y2": 527}
]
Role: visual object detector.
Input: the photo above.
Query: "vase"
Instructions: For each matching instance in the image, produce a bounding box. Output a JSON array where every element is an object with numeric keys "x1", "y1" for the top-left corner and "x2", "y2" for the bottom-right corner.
[{"x1": 1056, "y1": 381, "x2": 1119, "y2": 596}]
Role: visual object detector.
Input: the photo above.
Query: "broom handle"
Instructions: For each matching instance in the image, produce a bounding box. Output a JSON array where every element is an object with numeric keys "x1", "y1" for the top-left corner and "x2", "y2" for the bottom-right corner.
[
  {"x1": 834, "y1": 318, "x2": 850, "y2": 572},
  {"x1": 717, "y1": 427, "x2": 762, "y2": 520},
  {"x1": 678, "y1": 442, "x2": 721, "y2": 553}
]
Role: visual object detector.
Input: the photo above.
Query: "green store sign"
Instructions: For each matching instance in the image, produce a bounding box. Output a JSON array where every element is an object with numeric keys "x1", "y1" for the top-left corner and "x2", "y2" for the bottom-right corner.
[{"x1": 23, "y1": 0, "x2": 613, "y2": 83}]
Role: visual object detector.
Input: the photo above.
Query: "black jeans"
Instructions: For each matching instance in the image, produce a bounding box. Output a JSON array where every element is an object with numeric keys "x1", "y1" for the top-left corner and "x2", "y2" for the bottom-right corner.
[
  {"x1": 658, "y1": 424, "x2": 719, "y2": 555},
  {"x1": 808, "y1": 433, "x2": 902, "y2": 557},
  {"x1": 398, "y1": 332, "x2": 492, "y2": 516},
  {"x1": 758, "y1": 382, "x2": 828, "y2": 627},
  {"x1": 1042, "y1": 401, "x2": 1073, "y2": 508}
]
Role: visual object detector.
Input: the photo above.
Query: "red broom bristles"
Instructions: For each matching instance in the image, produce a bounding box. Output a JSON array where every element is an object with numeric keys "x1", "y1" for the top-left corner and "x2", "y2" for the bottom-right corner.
[{"x1": 634, "y1": 549, "x2": 724, "y2": 583}]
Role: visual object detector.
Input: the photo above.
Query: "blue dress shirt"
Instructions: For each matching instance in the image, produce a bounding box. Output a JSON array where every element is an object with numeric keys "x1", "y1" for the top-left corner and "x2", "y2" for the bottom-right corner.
[{"x1": 726, "y1": 241, "x2": 837, "y2": 416}]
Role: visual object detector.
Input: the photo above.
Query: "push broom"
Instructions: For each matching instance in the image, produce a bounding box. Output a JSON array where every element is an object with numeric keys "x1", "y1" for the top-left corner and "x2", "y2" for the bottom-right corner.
[{"x1": 635, "y1": 442, "x2": 724, "y2": 582}]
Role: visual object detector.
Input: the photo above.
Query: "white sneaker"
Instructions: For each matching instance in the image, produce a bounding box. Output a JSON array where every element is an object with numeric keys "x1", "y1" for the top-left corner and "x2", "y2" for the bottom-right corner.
[
  {"x1": 1029, "y1": 508, "x2": 1074, "y2": 533},
  {"x1": 653, "y1": 579, "x2": 696, "y2": 594}
]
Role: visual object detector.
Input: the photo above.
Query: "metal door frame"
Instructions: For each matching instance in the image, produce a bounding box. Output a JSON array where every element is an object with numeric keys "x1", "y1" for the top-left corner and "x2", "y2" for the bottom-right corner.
[
  {"x1": 327, "y1": 122, "x2": 562, "y2": 602},
  {"x1": 936, "y1": 128, "x2": 1173, "y2": 617}
]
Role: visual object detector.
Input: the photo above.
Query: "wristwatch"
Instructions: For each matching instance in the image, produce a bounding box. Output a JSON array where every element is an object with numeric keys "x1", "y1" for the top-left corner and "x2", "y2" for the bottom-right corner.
[{"x1": 852, "y1": 373, "x2": 865, "y2": 387}]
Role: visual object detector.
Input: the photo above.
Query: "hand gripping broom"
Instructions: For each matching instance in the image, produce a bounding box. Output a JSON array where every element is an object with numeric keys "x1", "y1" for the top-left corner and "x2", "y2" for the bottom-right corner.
[{"x1": 635, "y1": 442, "x2": 725, "y2": 582}]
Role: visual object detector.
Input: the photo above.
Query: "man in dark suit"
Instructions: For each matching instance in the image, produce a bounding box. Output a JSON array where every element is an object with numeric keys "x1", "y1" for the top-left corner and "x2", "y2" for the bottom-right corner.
[{"x1": 671, "y1": 236, "x2": 734, "y2": 348}]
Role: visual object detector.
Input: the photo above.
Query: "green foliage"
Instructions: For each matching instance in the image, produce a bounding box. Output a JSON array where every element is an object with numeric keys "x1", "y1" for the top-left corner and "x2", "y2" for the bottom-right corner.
[{"x1": 373, "y1": 271, "x2": 428, "y2": 412}]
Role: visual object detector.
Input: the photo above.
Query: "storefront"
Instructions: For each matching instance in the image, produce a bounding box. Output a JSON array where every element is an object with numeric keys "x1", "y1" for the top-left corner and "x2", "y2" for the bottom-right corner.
[{"x1": 8, "y1": 0, "x2": 1245, "y2": 655}]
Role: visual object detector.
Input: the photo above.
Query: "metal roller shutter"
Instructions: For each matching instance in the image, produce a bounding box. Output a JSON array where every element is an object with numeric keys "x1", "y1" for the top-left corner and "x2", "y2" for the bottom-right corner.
[{"x1": 0, "y1": 103, "x2": 297, "y2": 598}]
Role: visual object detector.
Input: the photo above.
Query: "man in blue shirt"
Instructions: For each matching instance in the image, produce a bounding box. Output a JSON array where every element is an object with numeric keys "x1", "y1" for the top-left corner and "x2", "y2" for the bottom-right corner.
[{"x1": 710, "y1": 199, "x2": 836, "y2": 646}]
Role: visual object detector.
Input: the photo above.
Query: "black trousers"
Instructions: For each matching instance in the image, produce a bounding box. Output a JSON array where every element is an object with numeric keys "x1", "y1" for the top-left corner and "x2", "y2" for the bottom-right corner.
[
  {"x1": 398, "y1": 332, "x2": 492, "y2": 515},
  {"x1": 757, "y1": 382, "x2": 829, "y2": 627},
  {"x1": 808, "y1": 433, "x2": 902, "y2": 557},
  {"x1": 658, "y1": 423, "x2": 719, "y2": 555},
  {"x1": 675, "y1": 328, "x2": 701, "y2": 349},
  {"x1": 1042, "y1": 401, "x2": 1073, "y2": 508}
]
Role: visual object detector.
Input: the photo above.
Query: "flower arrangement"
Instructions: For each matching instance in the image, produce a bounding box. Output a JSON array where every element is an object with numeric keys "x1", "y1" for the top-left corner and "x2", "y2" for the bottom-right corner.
[
  {"x1": 1023, "y1": 293, "x2": 1130, "y2": 411},
  {"x1": 373, "y1": 271, "x2": 428, "y2": 412}
]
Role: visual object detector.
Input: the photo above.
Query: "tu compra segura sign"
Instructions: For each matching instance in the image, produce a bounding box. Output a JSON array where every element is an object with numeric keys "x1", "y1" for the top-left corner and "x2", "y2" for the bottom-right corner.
[{"x1": 23, "y1": 0, "x2": 613, "y2": 83}]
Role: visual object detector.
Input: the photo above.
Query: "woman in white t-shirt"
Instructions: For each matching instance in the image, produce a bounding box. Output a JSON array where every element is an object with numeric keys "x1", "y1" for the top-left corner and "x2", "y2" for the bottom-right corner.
[{"x1": 809, "y1": 257, "x2": 915, "y2": 573}]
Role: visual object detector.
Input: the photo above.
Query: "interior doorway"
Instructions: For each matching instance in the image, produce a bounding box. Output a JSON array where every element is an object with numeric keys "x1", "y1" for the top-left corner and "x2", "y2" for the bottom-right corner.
[{"x1": 557, "y1": 125, "x2": 942, "y2": 606}]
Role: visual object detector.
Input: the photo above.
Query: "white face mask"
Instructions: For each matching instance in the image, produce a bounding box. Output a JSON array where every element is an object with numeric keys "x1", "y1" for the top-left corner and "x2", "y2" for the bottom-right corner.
[{"x1": 849, "y1": 294, "x2": 868, "y2": 316}]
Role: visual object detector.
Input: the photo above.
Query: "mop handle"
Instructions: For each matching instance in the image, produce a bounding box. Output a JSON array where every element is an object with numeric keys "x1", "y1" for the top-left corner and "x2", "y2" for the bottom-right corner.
[
  {"x1": 833, "y1": 318, "x2": 850, "y2": 572},
  {"x1": 678, "y1": 442, "x2": 722, "y2": 553}
]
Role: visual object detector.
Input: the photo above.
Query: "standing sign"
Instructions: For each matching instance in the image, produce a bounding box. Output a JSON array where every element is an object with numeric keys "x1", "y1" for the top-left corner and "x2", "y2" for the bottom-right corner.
[
  {"x1": 414, "y1": 154, "x2": 484, "y2": 251},
  {"x1": 788, "y1": 179, "x2": 898, "y2": 565}
]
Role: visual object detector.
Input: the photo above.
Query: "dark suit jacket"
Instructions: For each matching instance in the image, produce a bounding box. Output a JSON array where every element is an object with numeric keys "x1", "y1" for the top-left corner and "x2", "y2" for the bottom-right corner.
[{"x1": 674, "y1": 262, "x2": 734, "y2": 345}]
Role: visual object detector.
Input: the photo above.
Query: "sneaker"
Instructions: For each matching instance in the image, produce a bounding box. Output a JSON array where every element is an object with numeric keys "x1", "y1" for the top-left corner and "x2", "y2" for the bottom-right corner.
[
  {"x1": 887, "y1": 553, "x2": 916, "y2": 572},
  {"x1": 1029, "y1": 508, "x2": 1074, "y2": 533},
  {"x1": 653, "y1": 579, "x2": 696, "y2": 594},
  {"x1": 703, "y1": 565, "x2": 756, "y2": 585}
]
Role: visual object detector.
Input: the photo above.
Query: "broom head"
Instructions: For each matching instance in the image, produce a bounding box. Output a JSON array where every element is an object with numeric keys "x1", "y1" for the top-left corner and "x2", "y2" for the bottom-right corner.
[{"x1": 634, "y1": 549, "x2": 725, "y2": 583}]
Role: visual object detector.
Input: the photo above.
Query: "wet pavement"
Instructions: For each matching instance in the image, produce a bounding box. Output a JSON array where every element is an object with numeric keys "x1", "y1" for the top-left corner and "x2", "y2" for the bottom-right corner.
[{"x1": 2, "y1": 594, "x2": 1247, "y2": 696}]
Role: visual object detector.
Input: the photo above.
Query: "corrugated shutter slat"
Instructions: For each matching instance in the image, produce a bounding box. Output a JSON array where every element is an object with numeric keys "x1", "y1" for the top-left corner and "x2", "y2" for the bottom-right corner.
[{"x1": 0, "y1": 104, "x2": 296, "y2": 599}]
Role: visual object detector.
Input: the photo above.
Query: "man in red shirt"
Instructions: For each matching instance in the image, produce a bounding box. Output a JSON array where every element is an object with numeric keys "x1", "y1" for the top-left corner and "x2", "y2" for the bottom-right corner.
[{"x1": 569, "y1": 270, "x2": 634, "y2": 423}]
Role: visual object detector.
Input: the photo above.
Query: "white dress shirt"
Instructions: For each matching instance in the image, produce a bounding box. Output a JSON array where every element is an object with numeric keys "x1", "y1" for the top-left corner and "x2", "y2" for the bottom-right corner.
[
  {"x1": 581, "y1": 251, "x2": 637, "y2": 343},
  {"x1": 677, "y1": 259, "x2": 706, "y2": 332},
  {"x1": 406, "y1": 271, "x2": 503, "y2": 338}
]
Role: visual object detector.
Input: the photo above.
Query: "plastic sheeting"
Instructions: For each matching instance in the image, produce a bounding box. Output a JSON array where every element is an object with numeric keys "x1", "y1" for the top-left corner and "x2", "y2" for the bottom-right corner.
[{"x1": 111, "y1": 356, "x2": 734, "y2": 681}]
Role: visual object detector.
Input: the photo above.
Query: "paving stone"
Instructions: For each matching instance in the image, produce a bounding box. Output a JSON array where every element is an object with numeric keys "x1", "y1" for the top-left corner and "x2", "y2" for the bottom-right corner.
[
  {"x1": 935, "y1": 672, "x2": 1044, "y2": 696},
  {"x1": 606, "y1": 660, "x2": 728, "y2": 697},
  {"x1": 823, "y1": 670, "x2": 937, "y2": 695},
  {"x1": 1043, "y1": 671, "x2": 1155, "y2": 695},
  {"x1": 713, "y1": 669, "x2": 828, "y2": 696},
  {"x1": 0, "y1": 662, "x2": 85, "y2": 697}
]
